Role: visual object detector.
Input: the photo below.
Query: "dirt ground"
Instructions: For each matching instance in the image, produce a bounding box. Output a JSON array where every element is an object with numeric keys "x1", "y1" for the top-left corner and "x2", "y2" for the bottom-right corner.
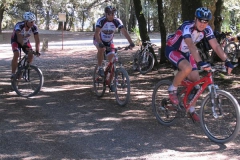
[{"x1": 0, "y1": 30, "x2": 240, "y2": 159}]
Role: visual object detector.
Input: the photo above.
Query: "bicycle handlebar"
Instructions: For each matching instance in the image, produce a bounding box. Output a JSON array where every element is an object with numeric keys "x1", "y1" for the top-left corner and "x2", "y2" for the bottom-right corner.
[
  {"x1": 198, "y1": 65, "x2": 227, "y2": 73},
  {"x1": 141, "y1": 40, "x2": 157, "y2": 47},
  {"x1": 105, "y1": 46, "x2": 131, "y2": 52}
]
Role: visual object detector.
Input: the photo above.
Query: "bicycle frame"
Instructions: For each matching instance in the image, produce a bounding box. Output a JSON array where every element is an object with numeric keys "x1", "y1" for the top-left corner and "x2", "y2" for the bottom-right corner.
[
  {"x1": 180, "y1": 71, "x2": 215, "y2": 111},
  {"x1": 104, "y1": 61, "x2": 115, "y2": 86},
  {"x1": 103, "y1": 48, "x2": 120, "y2": 86}
]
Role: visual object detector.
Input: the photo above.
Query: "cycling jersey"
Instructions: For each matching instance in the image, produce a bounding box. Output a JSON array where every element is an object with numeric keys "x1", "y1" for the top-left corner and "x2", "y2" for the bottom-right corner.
[
  {"x1": 167, "y1": 20, "x2": 215, "y2": 53},
  {"x1": 94, "y1": 16, "x2": 124, "y2": 42},
  {"x1": 11, "y1": 21, "x2": 38, "y2": 44}
]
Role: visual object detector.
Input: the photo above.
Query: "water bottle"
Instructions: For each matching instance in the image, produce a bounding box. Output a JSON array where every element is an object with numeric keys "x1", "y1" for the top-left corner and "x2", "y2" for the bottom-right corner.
[{"x1": 188, "y1": 85, "x2": 200, "y2": 101}]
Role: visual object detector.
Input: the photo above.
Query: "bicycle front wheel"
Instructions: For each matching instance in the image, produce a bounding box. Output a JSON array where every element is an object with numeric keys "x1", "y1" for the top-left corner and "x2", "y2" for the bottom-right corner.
[
  {"x1": 114, "y1": 68, "x2": 130, "y2": 106},
  {"x1": 152, "y1": 80, "x2": 178, "y2": 126},
  {"x1": 138, "y1": 51, "x2": 155, "y2": 75},
  {"x1": 93, "y1": 65, "x2": 106, "y2": 97},
  {"x1": 12, "y1": 65, "x2": 44, "y2": 97},
  {"x1": 200, "y1": 90, "x2": 240, "y2": 144}
]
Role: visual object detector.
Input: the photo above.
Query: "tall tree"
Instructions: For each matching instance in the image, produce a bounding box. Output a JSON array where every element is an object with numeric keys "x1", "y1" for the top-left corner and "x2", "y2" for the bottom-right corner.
[
  {"x1": 128, "y1": 0, "x2": 136, "y2": 32},
  {"x1": 133, "y1": 0, "x2": 159, "y2": 68},
  {"x1": 157, "y1": 0, "x2": 167, "y2": 63},
  {"x1": 181, "y1": 0, "x2": 202, "y2": 21},
  {"x1": 214, "y1": 0, "x2": 224, "y2": 32}
]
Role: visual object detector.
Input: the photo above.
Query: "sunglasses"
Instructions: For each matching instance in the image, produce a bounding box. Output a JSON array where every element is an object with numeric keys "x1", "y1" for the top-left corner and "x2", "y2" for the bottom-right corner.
[
  {"x1": 28, "y1": 21, "x2": 35, "y2": 23},
  {"x1": 107, "y1": 12, "x2": 115, "y2": 16},
  {"x1": 197, "y1": 18, "x2": 208, "y2": 24}
]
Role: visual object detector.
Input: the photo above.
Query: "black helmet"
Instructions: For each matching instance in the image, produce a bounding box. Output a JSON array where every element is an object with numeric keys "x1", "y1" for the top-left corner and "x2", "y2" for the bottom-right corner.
[
  {"x1": 195, "y1": 7, "x2": 212, "y2": 21},
  {"x1": 104, "y1": 6, "x2": 116, "y2": 14}
]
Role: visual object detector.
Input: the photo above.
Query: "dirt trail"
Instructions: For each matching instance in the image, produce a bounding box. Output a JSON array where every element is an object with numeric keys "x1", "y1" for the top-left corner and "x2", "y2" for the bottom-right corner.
[{"x1": 0, "y1": 30, "x2": 240, "y2": 159}]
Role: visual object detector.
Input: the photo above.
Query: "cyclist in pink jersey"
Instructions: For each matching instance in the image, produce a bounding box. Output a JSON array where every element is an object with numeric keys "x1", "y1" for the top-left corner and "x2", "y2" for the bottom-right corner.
[
  {"x1": 165, "y1": 7, "x2": 234, "y2": 121},
  {"x1": 93, "y1": 6, "x2": 135, "y2": 77},
  {"x1": 11, "y1": 12, "x2": 40, "y2": 79}
]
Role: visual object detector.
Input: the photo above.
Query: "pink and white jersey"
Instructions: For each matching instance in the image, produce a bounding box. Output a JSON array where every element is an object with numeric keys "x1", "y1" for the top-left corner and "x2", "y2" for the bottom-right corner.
[
  {"x1": 167, "y1": 20, "x2": 215, "y2": 53},
  {"x1": 11, "y1": 21, "x2": 38, "y2": 43},
  {"x1": 95, "y1": 16, "x2": 124, "y2": 42}
]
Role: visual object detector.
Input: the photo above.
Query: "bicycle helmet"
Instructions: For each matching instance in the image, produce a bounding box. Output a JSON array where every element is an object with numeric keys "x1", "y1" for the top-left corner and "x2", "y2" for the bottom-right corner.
[
  {"x1": 23, "y1": 12, "x2": 36, "y2": 21},
  {"x1": 104, "y1": 6, "x2": 117, "y2": 14},
  {"x1": 195, "y1": 7, "x2": 212, "y2": 21}
]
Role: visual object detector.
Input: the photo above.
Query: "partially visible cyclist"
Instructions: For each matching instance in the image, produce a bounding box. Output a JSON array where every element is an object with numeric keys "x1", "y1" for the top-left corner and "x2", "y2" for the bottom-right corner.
[
  {"x1": 93, "y1": 6, "x2": 135, "y2": 77},
  {"x1": 11, "y1": 11, "x2": 40, "y2": 79},
  {"x1": 165, "y1": 7, "x2": 234, "y2": 121}
]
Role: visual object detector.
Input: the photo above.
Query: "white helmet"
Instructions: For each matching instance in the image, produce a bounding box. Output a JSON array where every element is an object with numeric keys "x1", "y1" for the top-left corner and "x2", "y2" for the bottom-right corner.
[{"x1": 23, "y1": 12, "x2": 36, "y2": 21}]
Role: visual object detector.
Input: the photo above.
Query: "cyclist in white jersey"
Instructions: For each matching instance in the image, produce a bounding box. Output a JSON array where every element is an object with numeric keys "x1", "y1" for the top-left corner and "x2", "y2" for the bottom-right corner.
[
  {"x1": 11, "y1": 12, "x2": 40, "y2": 79},
  {"x1": 93, "y1": 6, "x2": 135, "y2": 77},
  {"x1": 165, "y1": 7, "x2": 234, "y2": 121}
]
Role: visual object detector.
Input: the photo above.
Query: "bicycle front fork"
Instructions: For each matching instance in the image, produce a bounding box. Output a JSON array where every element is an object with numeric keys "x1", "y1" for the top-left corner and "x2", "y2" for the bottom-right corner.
[{"x1": 208, "y1": 84, "x2": 223, "y2": 118}]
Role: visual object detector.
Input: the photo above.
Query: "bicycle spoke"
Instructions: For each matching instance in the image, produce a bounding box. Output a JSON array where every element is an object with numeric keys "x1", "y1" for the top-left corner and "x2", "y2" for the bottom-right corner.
[
  {"x1": 93, "y1": 65, "x2": 106, "y2": 97},
  {"x1": 13, "y1": 65, "x2": 43, "y2": 97},
  {"x1": 152, "y1": 80, "x2": 178, "y2": 126},
  {"x1": 114, "y1": 68, "x2": 130, "y2": 106},
  {"x1": 138, "y1": 51, "x2": 155, "y2": 75},
  {"x1": 200, "y1": 90, "x2": 240, "y2": 143}
]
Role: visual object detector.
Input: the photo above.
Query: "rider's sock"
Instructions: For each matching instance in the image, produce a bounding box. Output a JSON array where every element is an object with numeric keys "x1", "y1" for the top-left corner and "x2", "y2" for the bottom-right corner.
[
  {"x1": 189, "y1": 106, "x2": 195, "y2": 113},
  {"x1": 168, "y1": 84, "x2": 178, "y2": 91}
]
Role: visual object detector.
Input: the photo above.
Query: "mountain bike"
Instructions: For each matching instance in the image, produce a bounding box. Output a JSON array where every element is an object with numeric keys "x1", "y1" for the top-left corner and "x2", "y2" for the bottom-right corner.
[
  {"x1": 196, "y1": 31, "x2": 234, "y2": 64},
  {"x1": 152, "y1": 65, "x2": 240, "y2": 143},
  {"x1": 224, "y1": 35, "x2": 240, "y2": 64},
  {"x1": 11, "y1": 50, "x2": 44, "y2": 97},
  {"x1": 132, "y1": 40, "x2": 156, "y2": 74},
  {"x1": 93, "y1": 46, "x2": 131, "y2": 106}
]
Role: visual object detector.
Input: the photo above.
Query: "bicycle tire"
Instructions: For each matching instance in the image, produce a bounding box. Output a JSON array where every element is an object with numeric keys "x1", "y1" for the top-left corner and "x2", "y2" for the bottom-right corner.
[
  {"x1": 224, "y1": 42, "x2": 238, "y2": 62},
  {"x1": 132, "y1": 50, "x2": 140, "y2": 71},
  {"x1": 12, "y1": 65, "x2": 44, "y2": 97},
  {"x1": 152, "y1": 80, "x2": 178, "y2": 126},
  {"x1": 200, "y1": 90, "x2": 240, "y2": 144},
  {"x1": 138, "y1": 51, "x2": 155, "y2": 75},
  {"x1": 93, "y1": 65, "x2": 106, "y2": 97},
  {"x1": 114, "y1": 67, "x2": 130, "y2": 106}
]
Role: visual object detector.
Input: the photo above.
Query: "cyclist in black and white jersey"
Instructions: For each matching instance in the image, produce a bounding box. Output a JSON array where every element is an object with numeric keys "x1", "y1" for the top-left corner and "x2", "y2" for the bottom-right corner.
[
  {"x1": 11, "y1": 12, "x2": 40, "y2": 79},
  {"x1": 93, "y1": 6, "x2": 135, "y2": 77},
  {"x1": 165, "y1": 7, "x2": 234, "y2": 121}
]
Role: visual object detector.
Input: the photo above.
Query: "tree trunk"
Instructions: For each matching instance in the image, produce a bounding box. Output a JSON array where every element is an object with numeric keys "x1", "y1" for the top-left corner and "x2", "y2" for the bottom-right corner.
[
  {"x1": 214, "y1": 0, "x2": 223, "y2": 32},
  {"x1": 157, "y1": 0, "x2": 167, "y2": 64},
  {"x1": 0, "y1": 4, "x2": 4, "y2": 33},
  {"x1": 133, "y1": 0, "x2": 159, "y2": 68},
  {"x1": 128, "y1": 0, "x2": 136, "y2": 32},
  {"x1": 181, "y1": 0, "x2": 202, "y2": 21},
  {"x1": 45, "y1": 10, "x2": 50, "y2": 30}
]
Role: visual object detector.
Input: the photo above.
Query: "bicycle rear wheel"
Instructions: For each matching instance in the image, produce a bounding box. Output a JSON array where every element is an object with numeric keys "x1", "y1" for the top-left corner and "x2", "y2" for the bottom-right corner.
[
  {"x1": 12, "y1": 65, "x2": 44, "y2": 97},
  {"x1": 138, "y1": 51, "x2": 155, "y2": 75},
  {"x1": 114, "y1": 68, "x2": 130, "y2": 106},
  {"x1": 200, "y1": 90, "x2": 240, "y2": 143},
  {"x1": 152, "y1": 80, "x2": 178, "y2": 126},
  {"x1": 93, "y1": 65, "x2": 106, "y2": 97}
]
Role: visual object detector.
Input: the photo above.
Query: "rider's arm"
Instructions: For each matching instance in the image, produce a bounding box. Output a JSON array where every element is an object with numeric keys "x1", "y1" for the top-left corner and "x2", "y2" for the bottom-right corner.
[
  {"x1": 208, "y1": 38, "x2": 228, "y2": 61},
  {"x1": 94, "y1": 27, "x2": 102, "y2": 44},
  {"x1": 34, "y1": 33, "x2": 40, "y2": 52},
  {"x1": 184, "y1": 37, "x2": 202, "y2": 62},
  {"x1": 120, "y1": 28, "x2": 134, "y2": 44},
  {"x1": 16, "y1": 30, "x2": 24, "y2": 46}
]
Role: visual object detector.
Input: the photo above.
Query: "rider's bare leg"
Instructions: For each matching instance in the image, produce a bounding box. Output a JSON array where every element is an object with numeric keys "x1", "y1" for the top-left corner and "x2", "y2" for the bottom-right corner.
[
  {"x1": 107, "y1": 53, "x2": 115, "y2": 63},
  {"x1": 11, "y1": 51, "x2": 20, "y2": 74},
  {"x1": 95, "y1": 46, "x2": 105, "y2": 68},
  {"x1": 172, "y1": 59, "x2": 192, "y2": 87},
  {"x1": 27, "y1": 52, "x2": 33, "y2": 63}
]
